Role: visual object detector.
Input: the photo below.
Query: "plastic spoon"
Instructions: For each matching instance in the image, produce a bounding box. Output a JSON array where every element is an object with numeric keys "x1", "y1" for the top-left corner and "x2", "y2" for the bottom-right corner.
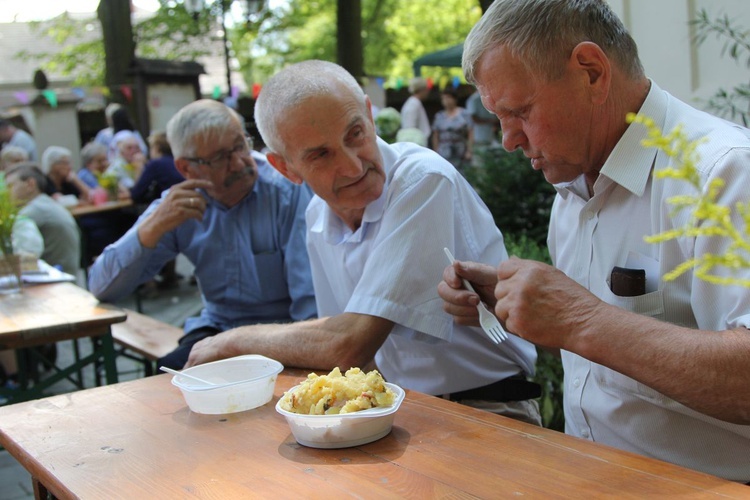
[{"x1": 160, "y1": 366, "x2": 216, "y2": 386}]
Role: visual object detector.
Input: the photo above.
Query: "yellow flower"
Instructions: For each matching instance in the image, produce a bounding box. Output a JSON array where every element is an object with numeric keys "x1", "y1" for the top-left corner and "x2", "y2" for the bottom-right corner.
[{"x1": 628, "y1": 113, "x2": 750, "y2": 287}]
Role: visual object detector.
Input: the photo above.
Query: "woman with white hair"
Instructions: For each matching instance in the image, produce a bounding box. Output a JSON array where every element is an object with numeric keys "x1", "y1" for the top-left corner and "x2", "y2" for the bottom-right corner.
[{"x1": 40, "y1": 145, "x2": 90, "y2": 204}]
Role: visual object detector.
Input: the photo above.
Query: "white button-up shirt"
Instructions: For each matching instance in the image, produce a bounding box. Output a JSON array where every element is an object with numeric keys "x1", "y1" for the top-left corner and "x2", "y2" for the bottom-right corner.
[
  {"x1": 306, "y1": 139, "x2": 537, "y2": 396},
  {"x1": 550, "y1": 81, "x2": 750, "y2": 481}
]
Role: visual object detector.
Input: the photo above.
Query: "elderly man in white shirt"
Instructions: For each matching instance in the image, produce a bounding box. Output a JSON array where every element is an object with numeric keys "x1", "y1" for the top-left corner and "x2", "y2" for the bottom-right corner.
[
  {"x1": 186, "y1": 60, "x2": 541, "y2": 425},
  {"x1": 438, "y1": 0, "x2": 750, "y2": 483}
]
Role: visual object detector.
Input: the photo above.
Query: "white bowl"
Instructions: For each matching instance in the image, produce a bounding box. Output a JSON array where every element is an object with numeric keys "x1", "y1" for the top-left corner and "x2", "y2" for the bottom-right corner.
[
  {"x1": 171, "y1": 355, "x2": 283, "y2": 414},
  {"x1": 275, "y1": 382, "x2": 405, "y2": 448}
]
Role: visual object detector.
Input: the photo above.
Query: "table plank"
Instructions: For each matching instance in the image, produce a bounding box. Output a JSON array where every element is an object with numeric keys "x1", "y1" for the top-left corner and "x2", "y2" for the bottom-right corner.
[
  {"x1": 0, "y1": 282, "x2": 126, "y2": 349},
  {"x1": 67, "y1": 200, "x2": 133, "y2": 218},
  {"x1": 0, "y1": 371, "x2": 746, "y2": 499}
]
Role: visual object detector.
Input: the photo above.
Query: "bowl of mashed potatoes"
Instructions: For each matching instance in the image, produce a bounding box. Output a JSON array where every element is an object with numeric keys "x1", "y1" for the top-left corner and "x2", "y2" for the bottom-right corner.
[{"x1": 276, "y1": 367, "x2": 405, "y2": 448}]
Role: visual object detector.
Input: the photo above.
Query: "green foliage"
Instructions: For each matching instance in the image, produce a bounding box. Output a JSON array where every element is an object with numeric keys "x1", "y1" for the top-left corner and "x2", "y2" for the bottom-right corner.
[
  {"x1": 628, "y1": 113, "x2": 750, "y2": 287},
  {"x1": 464, "y1": 147, "x2": 556, "y2": 247},
  {"x1": 466, "y1": 151, "x2": 563, "y2": 431},
  {"x1": 0, "y1": 174, "x2": 21, "y2": 257},
  {"x1": 15, "y1": 2, "x2": 216, "y2": 87},
  {"x1": 235, "y1": 0, "x2": 482, "y2": 85},
  {"x1": 691, "y1": 9, "x2": 750, "y2": 127},
  {"x1": 374, "y1": 107, "x2": 401, "y2": 143}
]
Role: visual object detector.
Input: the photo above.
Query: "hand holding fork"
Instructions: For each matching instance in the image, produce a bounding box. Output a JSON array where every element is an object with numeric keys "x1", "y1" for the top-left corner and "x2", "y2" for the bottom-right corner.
[{"x1": 443, "y1": 248, "x2": 508, "y2": 344}]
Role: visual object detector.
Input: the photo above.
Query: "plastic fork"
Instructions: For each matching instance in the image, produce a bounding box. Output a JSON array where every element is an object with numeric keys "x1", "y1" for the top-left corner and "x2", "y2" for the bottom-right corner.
[{"x1": 443, "y1": 248, "x2": 508, "y2": 344}]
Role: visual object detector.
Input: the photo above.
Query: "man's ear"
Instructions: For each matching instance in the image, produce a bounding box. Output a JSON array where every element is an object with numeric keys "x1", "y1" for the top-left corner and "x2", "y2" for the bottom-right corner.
[
  {"x1": 174, "y1": 158, "x2": 193, "y2": 179},
  {"x1": 570, "y1": 41, "x2": 611, "y2": 105},
  {"x1": 267, "y1": 153, "x2": 303, "y2": 185}
]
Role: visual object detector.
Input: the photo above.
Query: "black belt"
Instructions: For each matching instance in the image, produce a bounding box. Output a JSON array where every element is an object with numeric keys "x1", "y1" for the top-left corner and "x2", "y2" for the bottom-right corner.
[{"x1": 448, "y1": 374, "x2": 541, "y2": 403}]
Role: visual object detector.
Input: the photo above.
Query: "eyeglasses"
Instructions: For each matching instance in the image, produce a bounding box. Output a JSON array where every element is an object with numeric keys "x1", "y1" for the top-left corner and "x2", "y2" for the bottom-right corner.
[{"x1": 184, "y1": 137, "x2": 253, "y2": 170}]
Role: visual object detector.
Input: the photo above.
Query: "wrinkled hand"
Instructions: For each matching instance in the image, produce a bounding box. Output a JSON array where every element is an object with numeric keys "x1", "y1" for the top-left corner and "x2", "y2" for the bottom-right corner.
[
  {"x1": 438, "y1": 260, "x2": 499, "y2": 327},
  {"x1": 137, "y1": 179, "x2": 213, "y2": 248},
  {"x1": 494, "y1": 257, "x2": 602, "y2": 350},
  {"x1": 184, "y1": 334, "x2": 225, "y2": 369}
]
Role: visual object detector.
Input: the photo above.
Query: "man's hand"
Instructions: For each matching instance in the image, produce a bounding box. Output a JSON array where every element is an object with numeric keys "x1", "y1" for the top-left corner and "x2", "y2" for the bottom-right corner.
[
  {"x1": 438, "y1": 260, "x2": 499, "y2": 327},
  {"x1": 494, "y1": 257, "x2": 602, "y2": 349},
  {"x1": 137, "y1": 179, "x2": 213, "y2": 248},
  {"x1": 184, "y1": 333, "x2": 228, "y2": 368}
]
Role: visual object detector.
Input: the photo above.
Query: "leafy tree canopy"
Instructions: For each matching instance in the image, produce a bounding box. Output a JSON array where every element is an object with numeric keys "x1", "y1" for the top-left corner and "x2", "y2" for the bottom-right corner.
[{"x1": 17, "y1": 0, "x2": 482, "y2": 89}]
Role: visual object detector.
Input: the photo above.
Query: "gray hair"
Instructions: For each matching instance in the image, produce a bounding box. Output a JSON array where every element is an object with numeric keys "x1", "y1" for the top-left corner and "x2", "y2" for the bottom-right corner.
[
  {"x1": 81, "y1": 142, "x2": 108, "y2": 166},
  {"x1": 6, "y1": 162, "x2": 47, "y2": 193},
  {"x1": 254, "y1": 60, "x2": 365, "y2": 156},
  {"x1": 40, "y1": 146, "x2": 72, "y2": 174},
  {"x1": 408, "y1": 77, "x2": 428, "y2": 94},
  {"x1": 463, "y1": 0, "x2": 644, "y2": 83},
  {"x1": 166, "y1": 99, "x2": 245, "y2": 159},
  {"x1": 0, "y1": 145, "x2": 29, "y2": 170}
]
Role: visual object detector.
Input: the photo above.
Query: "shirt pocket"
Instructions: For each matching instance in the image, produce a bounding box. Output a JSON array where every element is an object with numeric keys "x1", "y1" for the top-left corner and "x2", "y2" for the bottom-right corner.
[{"x1": 595, "y1": 282, "x2": 670, "y2": 403}]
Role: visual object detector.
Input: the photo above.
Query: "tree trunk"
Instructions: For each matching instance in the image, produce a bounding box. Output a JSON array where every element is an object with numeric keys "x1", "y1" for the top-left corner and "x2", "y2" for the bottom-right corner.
[
  {"x1": 479, "y1": 0, "x2": 493, "y2": 13},
  {"x1": 337, "y1": 0, "x2": 363, "y2": 78},
  {"x1": 97, "y1": 0, "x2": 136, "y2": 99}
]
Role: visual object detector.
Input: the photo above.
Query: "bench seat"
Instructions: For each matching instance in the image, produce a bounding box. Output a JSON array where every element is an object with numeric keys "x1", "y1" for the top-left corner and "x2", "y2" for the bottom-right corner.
[{"x1": 111, "y1": 309, "x2": 183, "y2": 376}]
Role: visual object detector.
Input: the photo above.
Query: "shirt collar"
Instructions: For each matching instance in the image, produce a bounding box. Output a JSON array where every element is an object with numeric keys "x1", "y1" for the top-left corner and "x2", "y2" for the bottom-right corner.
[{"x1": 556, "y1": 80, "x2": 667, "y2": 200}]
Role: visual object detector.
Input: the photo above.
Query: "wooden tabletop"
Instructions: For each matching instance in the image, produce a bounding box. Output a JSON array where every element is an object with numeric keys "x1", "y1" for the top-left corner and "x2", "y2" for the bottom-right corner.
[
  {"x1": 0, "y1": 370, "x2": 746, "y2": 499},
  {"x1": 68, "y1": 200, "x2": 133, "y2": 218},
  {"x1": 0, "y1": 282, "x2": 126, "y2": 349}
]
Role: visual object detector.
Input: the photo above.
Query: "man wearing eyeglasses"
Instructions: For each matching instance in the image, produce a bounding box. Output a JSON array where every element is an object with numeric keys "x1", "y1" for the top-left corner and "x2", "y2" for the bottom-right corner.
[{"x1": 88, "y1": 99, "x2": 317, "y2": 370}]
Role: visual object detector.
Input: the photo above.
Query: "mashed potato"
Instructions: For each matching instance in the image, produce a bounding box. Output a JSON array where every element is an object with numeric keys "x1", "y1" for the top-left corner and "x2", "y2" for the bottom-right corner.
[{"x1": 279, "y1": 367, "x2": 395, "y2": 415}]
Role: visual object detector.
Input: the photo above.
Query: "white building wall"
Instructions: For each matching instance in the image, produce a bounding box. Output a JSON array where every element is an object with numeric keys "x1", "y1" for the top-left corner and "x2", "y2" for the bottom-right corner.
[{"x1": 607, "y1": 0, "x2": 749, "y2": 123}]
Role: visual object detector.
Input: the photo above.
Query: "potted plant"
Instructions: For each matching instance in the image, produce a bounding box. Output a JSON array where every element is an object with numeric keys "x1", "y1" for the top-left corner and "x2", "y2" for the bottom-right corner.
[{"x1": 0, "y1": 173, "x2": 23, "y2": 294}]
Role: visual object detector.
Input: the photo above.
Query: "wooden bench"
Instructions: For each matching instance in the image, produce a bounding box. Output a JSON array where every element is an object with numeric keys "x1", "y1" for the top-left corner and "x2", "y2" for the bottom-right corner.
[{"x1": 110, "y1": 309, "x2": 183, "y2": 376}]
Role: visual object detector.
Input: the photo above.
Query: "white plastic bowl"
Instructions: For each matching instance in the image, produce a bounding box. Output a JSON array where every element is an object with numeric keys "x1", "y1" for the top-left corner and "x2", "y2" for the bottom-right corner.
[
  {"x1": 171, "y1": 355, "x2": 283, "y2": 414},
  {"x1": 275, "y1": 382, "x2": 405, "y2": 448}
]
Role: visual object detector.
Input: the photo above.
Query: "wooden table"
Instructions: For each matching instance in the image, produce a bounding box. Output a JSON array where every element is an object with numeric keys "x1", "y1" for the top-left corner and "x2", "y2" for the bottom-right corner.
[
  {"x1": 0, "y1": 282, "x2": 126, "y2": 403},
  {"x1": 67, "y1": 200, "x2": 133, "y2": 218},
  {"x1": 0, "y1": 370, "x2": 746, "y2": 499}
]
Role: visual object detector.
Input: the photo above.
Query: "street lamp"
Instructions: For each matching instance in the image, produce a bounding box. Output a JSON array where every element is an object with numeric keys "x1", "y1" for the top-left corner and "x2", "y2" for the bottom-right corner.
[{"x1": 183, "y1": 0, "x2": 266, "y2": 96}]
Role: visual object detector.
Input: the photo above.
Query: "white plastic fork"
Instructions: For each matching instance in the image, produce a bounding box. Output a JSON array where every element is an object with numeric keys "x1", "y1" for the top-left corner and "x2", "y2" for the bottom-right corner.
[{"x1": 443, "y1": 248, "x2": 508, "y2": 344}]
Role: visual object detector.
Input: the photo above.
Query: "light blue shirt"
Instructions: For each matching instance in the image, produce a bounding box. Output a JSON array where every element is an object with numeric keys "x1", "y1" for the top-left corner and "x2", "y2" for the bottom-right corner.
[
  {"x1": 89, "y1": 160, "x2": 317, "y2": 334},
  {"x1": 78, "y1": 168, "x2": 99, "y2": 188}
]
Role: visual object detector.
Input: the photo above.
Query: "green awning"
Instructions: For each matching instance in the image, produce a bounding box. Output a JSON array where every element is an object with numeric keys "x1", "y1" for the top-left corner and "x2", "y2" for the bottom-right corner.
[{"x1": 413, "y1": 44, "x2": 463, "y2": 76}]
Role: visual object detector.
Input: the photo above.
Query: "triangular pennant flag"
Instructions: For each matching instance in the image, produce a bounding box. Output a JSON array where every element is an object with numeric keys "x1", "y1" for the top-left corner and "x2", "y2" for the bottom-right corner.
[
  {"x1": 252, "y1": 83, "x2": 262, "y2": 100},
  {"x1": 395, "y1": 77, "x2": 403, "y2": 91},
  {"x1": 375, "y1": 77, "x2": 384, "y2": 88},
  {"x1": 13, "y1": 91, "x2": 29, "y2": 105},
  {"x1": 41, "y1": 89, "x2": 58, "y2": 107},
  {"x1": 120, "y1": 85, "x2": 133, "y2": 102},
  {"x1": 231, "y1": 85, "x2": 239, "y2": 99},
  {"x1": 426, "y1": 77, "x2": 434, "y2": 89},
  {"x1": 212, "y1": 85, "x2": 222, "y2": 99},
  {"x1": 452, "y1": 76, "x2": 460, "y2": 88}
]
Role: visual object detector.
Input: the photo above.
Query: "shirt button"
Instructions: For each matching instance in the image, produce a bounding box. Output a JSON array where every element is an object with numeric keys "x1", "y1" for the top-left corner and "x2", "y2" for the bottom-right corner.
[
  {"x1": 581, "y1": 429, "x2": 591, "y2": 439},
  {"x1": 573, "y1": 378, "x2": 581, "y2": 388}
]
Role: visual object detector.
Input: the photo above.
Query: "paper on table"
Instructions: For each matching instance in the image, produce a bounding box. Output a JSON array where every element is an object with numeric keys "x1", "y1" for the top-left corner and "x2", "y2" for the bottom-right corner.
[{"x1": 22, "y1": 260, "x2": 76, "y2": 284}]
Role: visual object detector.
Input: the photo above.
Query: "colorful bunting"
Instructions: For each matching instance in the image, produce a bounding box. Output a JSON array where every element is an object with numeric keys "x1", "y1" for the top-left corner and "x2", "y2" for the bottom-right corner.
[
  {"x1": 212, "y1": 85, "x2": 222, "y2": 99},
  {"x1": 120, "y1": 85, "x2": 133, "y2": 102},
  {"x1": 426, "y1": 77, "x2": 434, "y2": 90},
  {"x1": 375, "y1": 77, "x2": 384, "y2": 88},
  {"x1": 41, "y1": 89, "x2": 58, "y2": 107},
  {"x1": 452, "y1": 76, "x2": 460, "y2": 88},
  {"x1": 395, "y1": 77, "x2": 403, "y2": 91},
  {"x1": 231, "y1": 85, "x2": 239, "y2": 99},
  {"x1": 252, "y1": 83, "x2": 262, "y2": 100},
  {"x1": 13, "y1": 91, "x2": 29, "y2": 105}
]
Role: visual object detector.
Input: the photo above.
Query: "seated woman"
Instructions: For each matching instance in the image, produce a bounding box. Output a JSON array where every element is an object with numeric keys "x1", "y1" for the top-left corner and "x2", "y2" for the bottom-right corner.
[
  {"x1": 40, "y1": 146, "x2": 90, "y2": 204},
  {"x1": 129, "y1": 131, "x2": 184, "y2": 205},
  {"x1": 106, "y1": 131, "x2": 146, "y2": 189}
]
